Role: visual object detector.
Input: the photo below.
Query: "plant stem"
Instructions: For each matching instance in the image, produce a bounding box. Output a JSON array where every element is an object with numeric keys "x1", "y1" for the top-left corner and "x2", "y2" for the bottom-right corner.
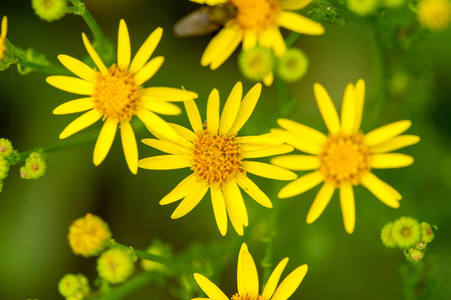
[
  {"x1": 15, "y1": 55, "x2": 69, "y2": 75},
  {"x1": 68, "y1": 0, "x2": 106, "y2": 44}
]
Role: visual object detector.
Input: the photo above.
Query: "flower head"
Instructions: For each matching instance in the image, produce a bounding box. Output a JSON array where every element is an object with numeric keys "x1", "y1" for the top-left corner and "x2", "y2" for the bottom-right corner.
[
  {"x1": 417, "y1": 0, "x2": 451, "y2": 30},
  {"x1": 23, "y1": 152, "x2": 47, "y2": 179},
  {"x1": 407, "y1": 248, "x2": 424, "y2": 263},
  {"x1": 58, "y1": 273, "x2": 90, "y2": 299},
  {"x1": 392, "y1": 217, "x2": 421, "y2": 249},
  {"x1": 0, "y1": 155, "x2": 9, "y2": 180},
  {"x1": 195, "y1": 0, "x2": 324, "y2": 70},
  {"x1": 47, "y1": 20, "x2": 198, "y2": 174},
  {"x1": 0, "y1": 138, "x2": 14, "y2": 158},
  {"x1": 347, "y1": 0, "x2": 379, "y2": 16},
  {"x1": 381, "y1": 222, "x2": 397, "y2": 248},
  {"x1": 97, "y1": 248, "x2": 135, "y2": 284},
  {"x1": 271, "y1": 80, "x2": 419, "y2": 234},
  {"x1": 420, "y1": 222, "x2": 435, "y2": 243},
  {"x1": 193, "y1": 243, "x2": 308, "y2": 300},
  {"x1": 238, "y1": 46, "x2": 274, "y2": 83},
  {"x1": 139, "y1": 82, "x2": 296, "y2": 235},
  {"x1": 32, "y1": 0, "x2": 67, "y2": 22},
  {"x1": 276, "y1": 48, "x2": 308, "y2": 83},
  {"x1": 68, "y1": 213, "x2": 112, "y2": 257}
]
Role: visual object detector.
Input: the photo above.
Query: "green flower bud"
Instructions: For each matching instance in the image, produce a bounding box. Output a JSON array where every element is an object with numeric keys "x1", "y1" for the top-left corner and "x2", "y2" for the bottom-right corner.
[
  {"x1": 97, "y1": 248, "x2": 134, "y2": 284},
  {"x1": 24, "y1": 152, "x2": 46, "y2": 179},
  {"x1": 238, "y1": 46, "x2": 274, "y2": 82},
  {"x1": 420, "y1": 222, "x2": 435, "y2": 243},
  {"x1": 380, "y1": 222, "x2": 397, "y2": 248},
  {"x1": 0, "y1": 138, "x2": 14, "y2": 158},
  {"x1": 392, "y1": 217, "x2": 421, "y2": 249},
  {"x1": 58, "y1": 273, "x2": 90, "y2": 298},
  {"x1": 20, "y1": 166, "x2": 29, "y2": 179},
  {"x1": 31, "y1": 0, "x2": 68, "y2": 22},
  {"x1": 407, "y1": 248, "x2": 425, "y2": 263},
  {"x1": 347, "y1": 0, "x2": 380, "y2": 15},
  {"x1": 0, "y1": 155, "x2": 9, "y2": 180},
  {"x1": 415, "y1": 241, "x2": 427, "y2": 250},
  {"x1": 276, "y1": 48, "x2": 309, "y2": 83}
]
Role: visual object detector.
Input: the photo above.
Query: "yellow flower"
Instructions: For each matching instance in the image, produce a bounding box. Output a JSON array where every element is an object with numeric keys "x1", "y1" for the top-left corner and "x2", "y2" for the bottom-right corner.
[
  {"x1": 193, "y1": 243, "x2": 308, "y2": 300},
  {"x1": 194, "y1": 0, "x2": 324, "y2": 72},
  {"x1": 0, "y1": 16, "x2": 8, "y2": 62},
  {"x1": 417, "y1": 0, "x2": 451, "y2": 30},
  {"x1": 271, "y1": 79, "x2": 419, "y2": 234},
  {"x1": 138, "y1": 82, "x2": 296, "y2": 236},
  {"x1": 47, "y1": 20, "x2": 198, "y2": 174},
  {"x1": 68, "y1": 213, "x2": 112, "y2": 257}
]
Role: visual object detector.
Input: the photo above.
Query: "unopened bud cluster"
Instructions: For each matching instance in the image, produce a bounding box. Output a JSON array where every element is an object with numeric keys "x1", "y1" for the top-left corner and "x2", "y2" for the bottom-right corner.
[
  {"x1": 58, "y1": 273, "x2": 90, "y2": 300},
  {"x1": 20, "y1": 152, "x2": 46, "y2": 180}
]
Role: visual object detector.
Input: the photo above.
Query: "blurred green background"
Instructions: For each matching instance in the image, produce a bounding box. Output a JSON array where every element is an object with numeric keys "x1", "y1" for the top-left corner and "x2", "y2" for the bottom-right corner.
[{"x1": 0, "y1": 0, "x2": 450, "y2": 299}]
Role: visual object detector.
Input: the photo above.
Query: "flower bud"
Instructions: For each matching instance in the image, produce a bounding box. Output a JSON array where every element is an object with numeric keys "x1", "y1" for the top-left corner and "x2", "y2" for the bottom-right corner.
[
  {"x1": 238, "y1": 46, "x2": 274, "y2": 82},
  {"x1": 420, "y1": 222, "x2": 435, "y2": 243},
  {"x1": 417, "y1": 0, "x2": 451, "y2": 30},
  {"x1": 58, "y1": 273, "x2": 90, "y2": 299},
  {"x1": 97, "y1": 248, "x2": 135, "y2": 284},
  {"x1": 392, "y1": 217, "x2": 421, "y2": 249},
  {"x1": 31, "y1": 0, "x2": 68, "y2": 22},
  {"x1": 380, "y1": 222, "x2": 397, "y2": 248},
  {"x1": 276, "y1": 48, "x2": 309, "y2": 83}
]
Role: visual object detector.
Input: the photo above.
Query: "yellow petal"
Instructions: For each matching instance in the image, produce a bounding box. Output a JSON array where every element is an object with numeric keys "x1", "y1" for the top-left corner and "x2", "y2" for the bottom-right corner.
[
  {"x1": 46, "y1": 76, "x2": 94, "y2": 95},
  {"x1": 271, "y1": 265, "x2": 308, "y2": 300},
  {"x1": 57, "y1": 55, "x2": 96, "y2": 83},
  {"x1": 242, "y1": 144, "x2": 294, "y2": 159},
  {"x1": 271, "y1": 155, "x2": 320, "y2": 171},
  {"x1": 263, "y1": 71, "x2": 274, "y2": 86},
  {"x1": 53, "y1": 98, "x2": 94, "y2": 115},
  {"x1": 219, "y1": 82, "x2": 243, "y2": 134},
  {"x1": 143, "y1": 122, "x2": 191, "y2": 150},
  {"x1": 223, "y1": 180, "x2": 248, "y2": 227},
  {"x1": 360, "y1": 172, "x2": 401, "y2": 208},
  {"x1": 171, "y1": 182, "x2": 209, "y2": 219},
  {"x1": 207, "y1": 88, "x2": 220, "y2": 134},
  {"x1": 201, "y1": 25, "x2": 240, "y2": 67},
  {"x1": 243, "y1": 30, "x2": 257, "y2": 51},
  {"x1": 313, "y1": 83, "x2": 340, "y2": 134},
  {"x1": 237, "y1": 243, "x2": 259, "y2": 297},
  {"x1": 134, "y1": 56, "x2": 164, "y2": 86},
  {"x1": 235, "y1": 173, "x2": 273, "y2": 208},
  {"x1": 340, "y1": 183, "x2": 355, "y2": 234},
  {"x1": 136, "y1": 108, "x2": 179, "y2": 141},
  {"x1": 130, "y1": 27, "x2": 163, "y2": 74},
  {"x1": 117, "y1": 19, "x2": 131, "y2": 69},
  {"x1": 120, "y1": 121, "x2": 138, "y2": 174},
  {"x1": 370, "y1": 153, "x2": 414, "y2": 169},
  {"x1": 82, "y1": 33, "x2": 107, "y2": 74},
  {"x1": 141, "y1": 138, "x2": 190, "y2": 155},
  {"x1": 364, "y1": 120, "x2": 412, "y2": 147},
  {"x1": 184, "y1": 98, "x2": 203, "y2": 132},
  {"x1": 353, "y1": 79, "x2": 365, "y2": 133},
  {"x1": 370, "y1": 135, "x2": 420, "y2": 153},
  {"x1": 306, "y1": 182, "x2": 335, "y2": 224},
  {"x1": 262, "y1": 258, "x2": 289, "y2": 300},
  {"x1": 230, "y1": 83, "x2": 262, "y2": 133},
  {"x1": 241, "y1": 161, "x2": 297, "y2": 181},
  {"x1": 170, "y1": 123, "x2": 196, "y2": 143},
  {"x1": 270, "y1": 129, "x2": 322, "y2": 155},
  {"x1": 193, "y1": 273, "x2": 228, "y2": 300},
  {"x1": 224, "y1": 186, "x2": 244, "y2": 235},
  {"x1": 159, "y1": 174, "x2": 198, "y2": 205},
  {"x1": 235, "y1": 134, "x2": 283, "y2": 145},
  {"x1": 211, "y1": 186, "x2": 228, "y2": 236},
  {"x1": 207, "y1": 26, "x2": 242, "y2": 70},
  {"x1": 1, "y1": 16, "x2": 7, "y2": 39},
  {"x1": 59, "y1": 110, "x2": 102, "y2": 139},
  {"x1": 140, "y1": 97, "x2": 182, "y2": 115},
  {"x1": 340, "y1": 83, "x2": 356, "y2": 135},
  {"x1": 277, "y1": 118, "x2": 328, "y2": 144},
  {"x1": 268, "y1": 27, "x2": 287, "y2": 57},
  {"x1": 278, "y1": 11, "x2": 325, "y2": 35},
  {"x1": 93, "y1": 118, "x2": 118, "y2": 166},
  {"x1": 278, "y1": 171, "x2": 323, "y2": 199},
  {"x1": 138, "y1": 155, "x2": 192, "y2": 170},
  {"x1": 142, "y1": 87, "x2": 198, "y2": 101},
  {"x1": 280, "y1": 0, "x2": 312, "y2": 10}
]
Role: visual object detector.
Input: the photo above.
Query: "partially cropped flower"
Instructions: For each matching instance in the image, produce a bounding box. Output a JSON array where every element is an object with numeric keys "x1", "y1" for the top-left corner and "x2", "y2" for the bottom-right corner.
[
  {"x1": 271, "y1": 80, "x2": 419, "y2": 234},
  {"x1": 32, "y1": 0, "x2": 67, "y2": 22},
  {"x1": 97, "y1": 248, "x2": 135, "y2": 284},
  {"x1": 68, "y1": 213, "x2": 112, "y2": 257},
  {"x1": 0, "y1": 16, "x2": 14, "y2": 71},
  {"x1": 58, "y1": 273, "x2": 90, "y2": 299},
  {"x1": 194, "y1": 0, "x2": 324, "y2": 70},
  {"x1": 420, "y1": 222, "x2": 435, "y2": 243},
  {"x1": 238, "y1": 46, "x2": 274, "y2": 85},
  {"x1": 347, "y1": 0, "x2": 379, "y2": 15},
  {"x1": 276, "y1": 48, "x2": 308, "y2": 83},
  {"x1": 417, "y1": 0, "x2": 451, "y2": 30},
  {"x1": 0, "y1": 138, "x2": 14, "y2": 158},
  {"x1": 0, "y1": 155, "x2": 9, "y2": 180},
  {"x1": 392, "y1": 217, "x2": 421, "y2": 249},
  {"x1": 139, "y1": 82, "x2": 296, "y2": 235},
  {"x1": 193, "y1": 243, "x2": 308, "y2": 300},
  {"x1": 141, "y1": 239, "x2": 172, "y2": 273},
  {"x1": 381, "y1": 222, "x2": 397, "y2": 248},
  {"x1": 407, "y1": 248, "x2": 424, "y2": 263},
  {"x1": 47, "y1": 20, "x2": 198, "y2": 174},
  {"x1": 24, "y1": 152, "x2": 46, "y2": 179}
]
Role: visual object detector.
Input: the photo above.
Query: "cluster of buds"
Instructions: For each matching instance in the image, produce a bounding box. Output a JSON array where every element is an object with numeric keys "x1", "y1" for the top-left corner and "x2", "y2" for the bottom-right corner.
[
  {"x1": 20, "y1": 152, "x2": 46, "y2": 180},
  {"x1": 0, "y1": 138, "x2": 16, "y2": 192},
  {"x1": 381, "y1": 217, "x2": 436, "y2": 263},
  {"x1": 58, "y1": 274, "x2": 90, "y2": 300}
]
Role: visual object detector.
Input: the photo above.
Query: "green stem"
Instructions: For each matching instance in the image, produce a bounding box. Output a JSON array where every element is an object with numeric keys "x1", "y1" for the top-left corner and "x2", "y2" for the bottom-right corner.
[
  {"x1": 15, "y1": 55, "x2": 69, "y2": 75},
  {"x1": 68, "y1": 0, "x2": 106, "y2": 44},
  {"x1": 285, "y1": 32, "x2": 301, "y2": 48}
]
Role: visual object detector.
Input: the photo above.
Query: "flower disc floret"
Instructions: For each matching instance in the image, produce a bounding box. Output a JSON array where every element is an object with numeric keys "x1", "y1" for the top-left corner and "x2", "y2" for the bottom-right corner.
[
  {"x1": 238, "y1": 46, "x2": 274, "y2": 81},
  {"x1": 97, "y1": 248, "x2": 134, "y2": 284},
  {"x1": 276, "y1": 48, "x2": 309, "y2": 82},
  {"x1": 231, "y1": 0, "x2": 280, "y2": 31},
  {"x1": 392, "y1": 217, "x2": 421, "y2": 249}
]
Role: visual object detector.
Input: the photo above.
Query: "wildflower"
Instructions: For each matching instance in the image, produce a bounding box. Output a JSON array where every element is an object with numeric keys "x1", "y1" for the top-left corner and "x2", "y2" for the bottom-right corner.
[
  {"x1": 58, "y1": 273, "x2": 90, "y2": 299},
  {"x1": 97, "y1": 248, "x2": 135, "y2": 284},
  {"x1": 407, "y1": 248, "x2": 424, "y2": 263},
  {"x1": 276, "y1": 48, "x2": 308, "y2": 83},
  {"x1": 392, "y1": 217, "x2": 421, "y2": 249},
  {"x1": 47, "y1": 20, "x2": 198, "y2": 174},
  {"x1": 347, "y1": 0, "x2": 379, "y2": 15},
  {"x1": 381, "y1": 222, "x2": 397, "y2": 248},
  {"x1": 141, "y1": 239, "x2": 172, "y2": 273},
  {"x1": 24, "y1": 152, "x2": 46, "y2": 179},
  {"x1": 193, "y1": 243, "x2": 308, "y2": 300},
  {"x1": 31, "y1": 0, "x2": 67, "y2": 22},
  {"x1": 194, "y1": 0, "x2": 324, "y2": 70},
  {"x1": 238, "y1": 46, "x2": 274, "y2": 84},
  {"x1": 271, "y1": 80, "x2": 419, "y2": 234},
  {"x1": 139, "y1": 82, "x2": 296, "y2": 235},
  {"x1": 420, "y1": 222, "x2": 435, "y2": 243},
  {"x1": 68, "y1": 213, "x2": 112, "y2": 257},
  {"x1": 0, "y1": 138, "x2": 14, "y2": 158},
  {"x1": 417, "y1": 0, "x2": 451, "y2": 30},
  {"x1": 0, "y1": 16, "x2": 14, "y2": 71}
]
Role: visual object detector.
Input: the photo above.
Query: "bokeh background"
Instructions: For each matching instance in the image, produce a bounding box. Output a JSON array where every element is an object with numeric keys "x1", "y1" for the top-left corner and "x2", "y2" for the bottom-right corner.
[{"x1": 0, "y1": 0, "x2": 450, "y2": 299}]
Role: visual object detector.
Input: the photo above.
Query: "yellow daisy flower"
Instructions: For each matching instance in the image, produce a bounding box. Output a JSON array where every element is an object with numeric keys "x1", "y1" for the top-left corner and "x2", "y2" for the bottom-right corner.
[
  {"x1": 193, "y1": 243, "x2": 308, "y2": 300},
  {"x1": 47, "y1": 20, "x2": 198, "y2": 174},
  {"x1": 271, "y1": 79, "x2": 420, "y2": 234},
  {"x1": 138, "y1": 82, "x2": 297, "y2": 236},
  {"x1": 193, "y1": 0, "x2": 325, "y2": 80},
  {"x1": 0, "y1": 16, "x2": 8, "y2": 62}
]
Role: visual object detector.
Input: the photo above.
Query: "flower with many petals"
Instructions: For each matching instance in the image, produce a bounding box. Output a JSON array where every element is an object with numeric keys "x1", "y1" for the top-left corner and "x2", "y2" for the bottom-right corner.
[
  {"x1": 271, "y1": 79, "x2": 419, "y2": 234},
  {"x1": 138, "y1": 82, "x2": 296, "y2": 235},
  {"x1": 47, "y1": 20, "x2": 198, "y2": 173},
  {"x1": 193, "y1": 243, "x2": 308, "y2": 300}
]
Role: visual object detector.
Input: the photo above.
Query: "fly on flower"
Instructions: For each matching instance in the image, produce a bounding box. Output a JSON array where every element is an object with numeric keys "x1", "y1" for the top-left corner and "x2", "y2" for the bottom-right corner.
[
  {"x1": 47, "y1": 20, "x2": 198, "y2": 174},
  {"x1": 138, "y1": 82, "x2": 297, "y2": 236}
]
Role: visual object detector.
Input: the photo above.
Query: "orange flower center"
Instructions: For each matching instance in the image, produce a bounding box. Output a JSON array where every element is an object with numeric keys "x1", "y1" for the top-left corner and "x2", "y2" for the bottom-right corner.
[
  {"x1": 319, "y1": 133, "x2": 370, "y2": 187},
  {"x1": 92, "y1": 65, "x2": 141, "y2": 122},
  {"x1": 230, "y1": 0, "x2": 280, "y2": 31},
  {"x1": 192, "y1": 131, "x2": 243, "y2": 186},
  {"x1": 401, "y1": 227, "x2": 412, "y2": 237},
  {"x1": 231, "y1": 293, "x2": 263, "y2": 300}
]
